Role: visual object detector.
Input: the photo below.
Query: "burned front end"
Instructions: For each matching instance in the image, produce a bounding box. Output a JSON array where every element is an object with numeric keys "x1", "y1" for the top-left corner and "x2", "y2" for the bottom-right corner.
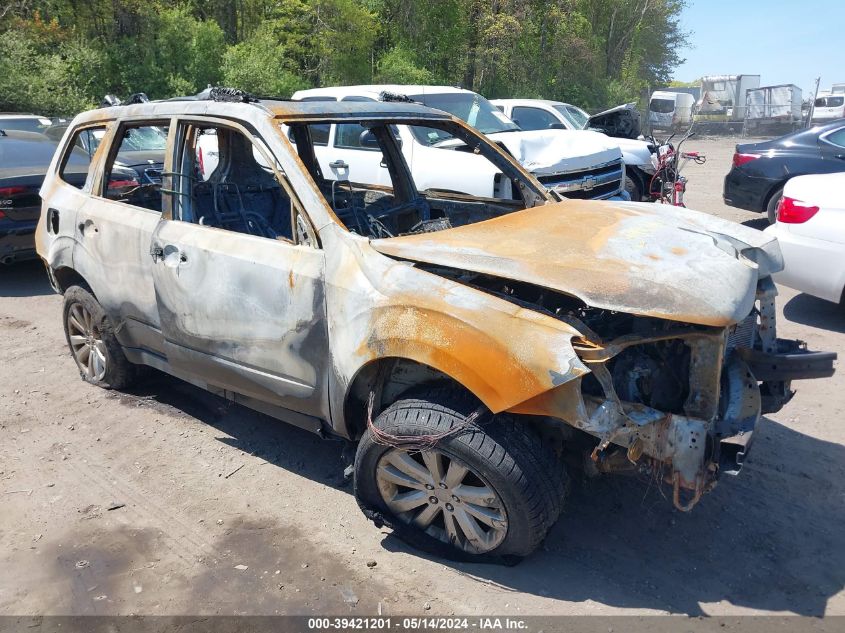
[{"x1": 453, "y1": 271, "x2": 836, "y2": 511}]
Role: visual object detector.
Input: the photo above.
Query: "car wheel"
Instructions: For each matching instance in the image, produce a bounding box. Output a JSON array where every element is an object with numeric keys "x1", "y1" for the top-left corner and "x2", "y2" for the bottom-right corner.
[
  {"x1": 63, "y1": 285, "x2": 136, "y2": 389},
  {"x1": 766, "y1": 187, "x2": 784, "y2": 224},
  {"x1": 354, "y1": 388, "x2": 567, "y2": 563},
  {"x1": 624, "y1": 174, "x2": 643, "y2": 202}
]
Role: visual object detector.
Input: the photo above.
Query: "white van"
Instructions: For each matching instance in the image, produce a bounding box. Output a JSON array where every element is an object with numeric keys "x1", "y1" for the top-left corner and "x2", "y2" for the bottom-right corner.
[
  {"x1": 648, "y1": 91, "x2": 695, "y2": 130},
  {"x1": 812, "y1": 92, "x2": 845, "y2": 123},
  {"x1": 291, "y1": 85, "x2": 626, "y2": 201}
]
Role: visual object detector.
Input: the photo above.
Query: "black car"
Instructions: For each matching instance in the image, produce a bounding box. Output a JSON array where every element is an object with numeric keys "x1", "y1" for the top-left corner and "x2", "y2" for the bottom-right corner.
[
  {"x1": 724, "y1": 119, "x2": 845, "y2": 223},
  {"x1": 0, "y1": 130, "x2": 89, "y2": 264}
]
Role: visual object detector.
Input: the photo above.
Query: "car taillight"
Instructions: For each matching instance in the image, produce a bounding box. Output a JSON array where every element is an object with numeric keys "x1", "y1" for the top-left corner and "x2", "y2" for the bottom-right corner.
[
  {"x1": 732, "y1": 153, "x2": 760, "y2": 168},
  {"x1": 777, "y1": 196, "x2": 820, "y2": 224},
  {"x1": 0, "y1": 186, "x2": 26, "y2": 196}
]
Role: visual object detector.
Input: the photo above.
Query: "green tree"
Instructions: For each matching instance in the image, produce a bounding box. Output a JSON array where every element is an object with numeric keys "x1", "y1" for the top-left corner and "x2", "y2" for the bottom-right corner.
[
  {"x1": 0, "y1": 15, "x2": 108, "y2": 115},
  {"x1": 221, "y1": 18, "x2": 310, "y2": 96}
]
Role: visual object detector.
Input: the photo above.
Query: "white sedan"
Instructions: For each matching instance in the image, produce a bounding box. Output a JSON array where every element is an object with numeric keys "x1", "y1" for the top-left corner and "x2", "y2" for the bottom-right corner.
[{"x1": 765, "y1": 172, "x2": 845, "y2": 305}]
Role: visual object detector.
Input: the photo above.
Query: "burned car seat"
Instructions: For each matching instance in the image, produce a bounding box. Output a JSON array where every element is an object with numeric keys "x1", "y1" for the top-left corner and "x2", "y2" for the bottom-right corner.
[{"x1": 193, "y1": 130, "x2": 292, "y2": 240}]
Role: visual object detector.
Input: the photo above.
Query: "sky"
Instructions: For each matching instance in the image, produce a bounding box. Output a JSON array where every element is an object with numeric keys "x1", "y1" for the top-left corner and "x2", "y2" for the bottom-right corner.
[{"x1": 674, "y1": 0, "x2": 845, "y2": 96}]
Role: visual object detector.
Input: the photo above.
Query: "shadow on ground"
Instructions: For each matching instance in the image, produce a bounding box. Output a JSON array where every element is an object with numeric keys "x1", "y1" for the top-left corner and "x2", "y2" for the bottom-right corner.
[
  {"x1": 740, "y1": 217, "x2": 770, "y2": 231},
  {"x1": 119, "y1": 373, "x2": 845, "y2": 616},
  {"x1": 382, "y1": 416, "x2": 845, "y2": 616},
  {"x1": 783, "y1": 292, "x2": 845, "y2": 334},
  {"x1": 0, "y1": 259, "x2": 53, "y2": 297}
]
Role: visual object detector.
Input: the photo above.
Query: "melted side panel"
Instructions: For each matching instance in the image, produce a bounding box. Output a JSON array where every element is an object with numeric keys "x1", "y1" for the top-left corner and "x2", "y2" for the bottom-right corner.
[{"x1": 321, "y1": 224, "x2": 589, "y2": 436}]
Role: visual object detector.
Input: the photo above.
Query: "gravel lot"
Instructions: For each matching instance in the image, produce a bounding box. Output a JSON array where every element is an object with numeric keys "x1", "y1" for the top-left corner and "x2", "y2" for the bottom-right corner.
[{"x1": 1, "y1": 136, "x2": 843, "y2": 617}]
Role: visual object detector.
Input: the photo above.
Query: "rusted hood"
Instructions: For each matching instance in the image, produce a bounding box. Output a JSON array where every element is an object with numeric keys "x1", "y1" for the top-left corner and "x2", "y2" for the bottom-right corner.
[{"x1": 371, "y1": 200, "x2": 783, "y2": 327}]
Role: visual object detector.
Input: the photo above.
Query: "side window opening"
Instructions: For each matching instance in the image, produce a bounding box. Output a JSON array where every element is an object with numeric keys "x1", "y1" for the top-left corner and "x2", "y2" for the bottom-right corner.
[
  {"x1": 175, "y1": 122, "x2": 297, "y2": 243},
  {"x1": 60, "y1": 126, "x2": 107, "y2": 190},
  {"x1": 101, "y1": 122, "x2": 168, "y2": 212}
]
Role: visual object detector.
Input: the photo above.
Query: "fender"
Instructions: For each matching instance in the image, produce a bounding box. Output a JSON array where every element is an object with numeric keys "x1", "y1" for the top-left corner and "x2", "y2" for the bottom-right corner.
[{"x1": 323, "y1": 226, "x2": 591, "y2": 436}]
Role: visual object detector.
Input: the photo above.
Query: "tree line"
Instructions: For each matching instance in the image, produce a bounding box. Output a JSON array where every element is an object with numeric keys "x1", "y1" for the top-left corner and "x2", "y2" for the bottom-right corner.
[{"x1": 0, "y1": 0, "x2": 688, "y2": 117}]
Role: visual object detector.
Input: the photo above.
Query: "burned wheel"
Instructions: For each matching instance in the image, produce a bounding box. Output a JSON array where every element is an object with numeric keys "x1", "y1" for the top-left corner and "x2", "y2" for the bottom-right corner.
[
  {"x1": 63, "y1": 285, "x2": 136, "y2": 389},
  {"x1": 375, "y1": 448, "x2": 509, "y2": 554},
  {"x1": 354, "y1": 388, "x2": 567, "y2": 562}
]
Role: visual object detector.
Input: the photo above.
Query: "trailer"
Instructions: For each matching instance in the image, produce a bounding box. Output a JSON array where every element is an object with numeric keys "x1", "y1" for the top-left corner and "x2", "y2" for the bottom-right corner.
[
  {"x1": 694, "y1": 75, "x2": 761, "y2": 133},
  {"x1": 744, "y1": 84, "x2": 803, "y2": 134}
]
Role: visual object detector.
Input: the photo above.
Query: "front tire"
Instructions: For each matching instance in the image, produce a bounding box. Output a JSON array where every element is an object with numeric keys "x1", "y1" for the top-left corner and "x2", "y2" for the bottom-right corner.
[
  {"x1": 354, "y1": 389, "x2": 567, "y2": 562},
  {"x1": 63, "y1": 285, "x2": 136, "y2": 390}
]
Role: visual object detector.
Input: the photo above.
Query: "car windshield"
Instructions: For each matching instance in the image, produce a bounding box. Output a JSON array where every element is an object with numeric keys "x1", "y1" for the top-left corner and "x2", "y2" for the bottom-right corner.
[
  {"x1": 0, "y1": 116, "x2": 52, "y2": 134},
  {"x1": 650, "y1": 99, "x2": 675, "y2": 114},
  {"x1": 119, "y1": 126, "x2": 167, "y2": 151},
  {"x1": 408, "y1": 92, "x2": 520, "y2": 146},
  {"x1": 553, "y1": 105, "x2": 588, "y2": 129},
  {"x1": 816, "y1": 96, "x2": 844, "y2": 108}
]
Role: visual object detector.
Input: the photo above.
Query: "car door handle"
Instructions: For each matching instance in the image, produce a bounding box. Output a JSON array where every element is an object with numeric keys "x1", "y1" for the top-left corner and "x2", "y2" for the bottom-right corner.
[
  {"x1": 329, "y1": 160, "x2": 348, "y2": 170},
  {"x1": 836, "y1": 154, "x2": 845, "y2": 160}
]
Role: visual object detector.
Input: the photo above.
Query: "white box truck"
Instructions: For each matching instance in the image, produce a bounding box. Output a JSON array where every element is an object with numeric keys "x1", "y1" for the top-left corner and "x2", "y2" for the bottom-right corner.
[{"x1": 695, "y1": 75, "x2": 761, "y2": 131}]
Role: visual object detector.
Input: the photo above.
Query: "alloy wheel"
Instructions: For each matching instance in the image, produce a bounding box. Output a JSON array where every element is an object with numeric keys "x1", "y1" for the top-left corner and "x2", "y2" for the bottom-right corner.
[
  {"x1": 375, "y1": 448, "x2": 508, "y2": 554},
  {"x1": 67, "y1": 302, "x2": 107, "y2": 382}
]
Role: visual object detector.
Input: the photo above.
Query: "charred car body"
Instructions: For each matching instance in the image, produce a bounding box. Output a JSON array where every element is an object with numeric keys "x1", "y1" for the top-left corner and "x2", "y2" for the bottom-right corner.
[{"x1": 37, "y1": 90, "x2": 835, "y2": 561}]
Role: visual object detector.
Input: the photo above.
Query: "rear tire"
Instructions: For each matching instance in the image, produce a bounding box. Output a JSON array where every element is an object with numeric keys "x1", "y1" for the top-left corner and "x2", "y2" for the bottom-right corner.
[
  {"x1": 63, "y1": 285, "x2": 137, "y2": 390},
  {"x1": 354, "y1": 388, "x2": 567, "y2": 563},
  {"x1": 766, "y1": 186, "x2": 784, "y2": 224}
]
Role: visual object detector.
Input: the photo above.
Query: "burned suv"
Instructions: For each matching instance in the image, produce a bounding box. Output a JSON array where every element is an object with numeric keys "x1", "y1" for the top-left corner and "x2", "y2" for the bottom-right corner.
[{"x1": 37, "y1": 89, "x2": 835, "y2": 562}]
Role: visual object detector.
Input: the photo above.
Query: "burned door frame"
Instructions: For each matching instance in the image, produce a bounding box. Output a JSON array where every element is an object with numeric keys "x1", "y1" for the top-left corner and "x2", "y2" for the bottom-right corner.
[
  {"x1": 70, "y1": 116, "x2": 175, "y2": 358},
  {"x1": 150, "y1": 115, "x2": 330, "y2": 430}
]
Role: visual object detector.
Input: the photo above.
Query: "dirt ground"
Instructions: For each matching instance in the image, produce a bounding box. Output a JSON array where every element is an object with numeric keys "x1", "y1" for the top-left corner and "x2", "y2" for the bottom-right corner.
[{"x1": 1, "y1": 136, "x2": 843, "y2": 617}]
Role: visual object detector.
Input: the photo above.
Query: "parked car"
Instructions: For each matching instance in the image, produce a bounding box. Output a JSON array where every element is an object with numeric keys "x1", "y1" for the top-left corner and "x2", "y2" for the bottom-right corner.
[
  {"x1": 0, "y1": 113, "x2": 53, "y2": 135},
  {"x1": 491, "y1": 98, "x2": 656, "y2": 201},
  {"x1": 723, "y1": 120, "x2": 845, "y2": 223},
  {"x1": 292, "y1": 85, "x2": 627, "y2": 201},
  {"x1": 811, "y1": 93, "x2": 845, "y2": 124},
  {"x1": 37, "y1": 90, "x2": 835, "y2": 562},
  {"x1": 764, "y1": 172, "x2": 845, "y2": 305},
  {"x1": 0, "y1": 129, "x2": 90, "y2": 264}
]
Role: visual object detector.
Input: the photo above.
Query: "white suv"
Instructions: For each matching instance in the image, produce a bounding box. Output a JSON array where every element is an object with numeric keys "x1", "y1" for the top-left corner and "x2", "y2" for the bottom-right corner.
[
  {"x1": 292, "y1": 85, "x2": 627, "y2": 201},
  {"x1": 491, "y1": 98, "x2": 657, "y2": 201}
]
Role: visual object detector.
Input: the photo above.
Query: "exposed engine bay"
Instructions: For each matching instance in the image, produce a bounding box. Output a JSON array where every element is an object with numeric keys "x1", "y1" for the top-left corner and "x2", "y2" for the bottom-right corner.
[{"x1": 415, "y1": 264, "x2": 835, "y2": 510}]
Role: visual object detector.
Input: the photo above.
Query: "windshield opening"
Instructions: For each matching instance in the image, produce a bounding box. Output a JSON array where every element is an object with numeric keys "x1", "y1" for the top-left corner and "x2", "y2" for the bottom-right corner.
[
  {"x1": 284, "y1": 116, "x2": 550, "y2": 240},
  {"x1": 408, "y1": 92, "x2": 520, "y2": 146}
]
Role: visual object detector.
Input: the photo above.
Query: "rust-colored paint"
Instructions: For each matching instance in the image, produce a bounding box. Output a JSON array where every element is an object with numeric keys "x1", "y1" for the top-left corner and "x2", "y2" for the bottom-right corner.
[{"x1": 371, "y1": 201, "x2": 761, "y2": 328}]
